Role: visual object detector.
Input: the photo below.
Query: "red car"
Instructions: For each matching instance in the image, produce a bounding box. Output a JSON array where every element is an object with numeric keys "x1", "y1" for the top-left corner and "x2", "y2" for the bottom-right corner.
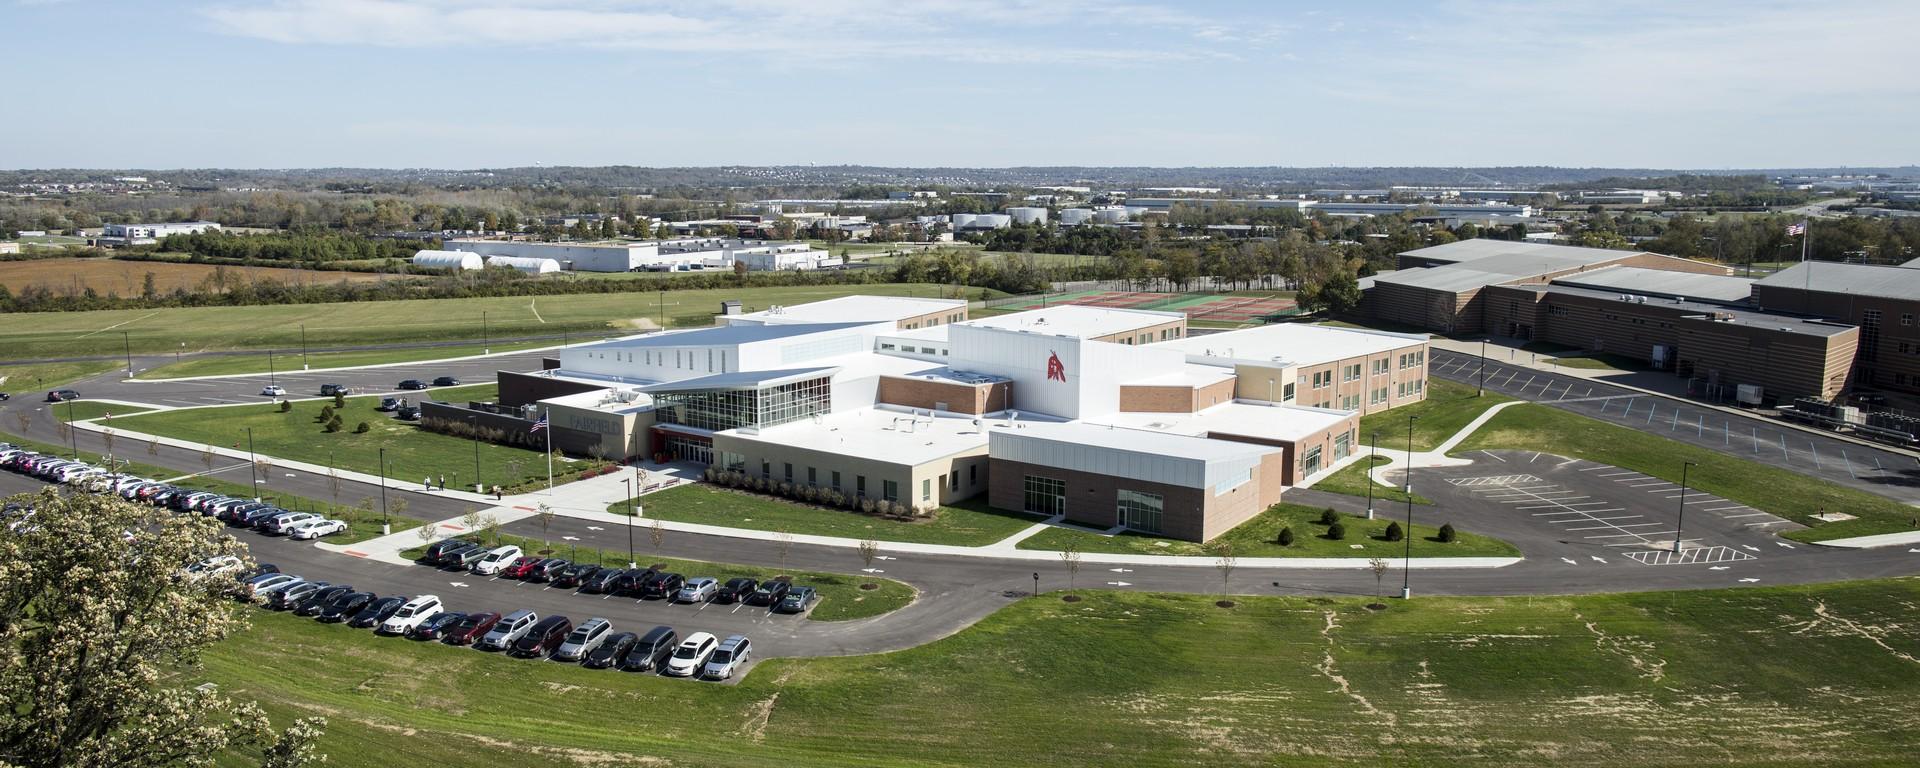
[
  {"x1": 499, "y1": 556, "x2": 544, "y2": 580},
  {"x1": 440, "y1": 611, "x2": 501, "y2": 646}
]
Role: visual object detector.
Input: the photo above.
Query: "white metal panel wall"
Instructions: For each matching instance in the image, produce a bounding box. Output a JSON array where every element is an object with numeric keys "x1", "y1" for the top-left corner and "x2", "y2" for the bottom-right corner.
[
  {"x1": 950, "y1": 326, "x2": 1087, "y2": 418},
  {"x1": 989, "y1": 428, "x2": 1208, "y2": 488}
]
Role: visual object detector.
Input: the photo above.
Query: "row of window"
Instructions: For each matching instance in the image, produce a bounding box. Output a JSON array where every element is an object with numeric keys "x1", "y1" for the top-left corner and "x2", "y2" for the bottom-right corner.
[
  {"x1": 1309, "y1": 378, "x2": 1425, "y2": 410},
  {"x1": 900, "y1": 312, "x2": 967, "y2": 331},
  {"x1": 1022, "y1": 475, "x2": 1165, "y2": 534},
  {"x1": 725, "y1": 453, "x2": 981, "y2": 504},
  {"x1": 654, "y1": 376, "x2": 832, "y2": 432},
  {"x1": 1115, "y1": 326, "x2": 1184, "y2": 346},
  {"x1": 1309, "y1": 352, "x2": 1427, "y2": 389}
]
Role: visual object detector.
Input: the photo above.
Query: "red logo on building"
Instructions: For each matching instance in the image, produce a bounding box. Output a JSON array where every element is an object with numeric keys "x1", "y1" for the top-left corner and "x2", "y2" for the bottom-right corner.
[{"x1": 1046, "y1": 351, "x2": 1067, "y2": 382}]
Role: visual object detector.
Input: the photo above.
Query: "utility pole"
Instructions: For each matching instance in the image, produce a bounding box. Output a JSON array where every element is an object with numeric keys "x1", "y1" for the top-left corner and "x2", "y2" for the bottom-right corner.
[
  {"x1": 267, "y1": 349, "x2": 277, "y2": 389},
  {"x1": 473, "y1": 439, "x2": 481, "y2": 494},
  {"x1": 481, "y1": 311, "x2": 489, "y2": 354},
  {"x1": 1367, "y1": 430, "x2": 1378, "y2": 520},
  {"x1": 121, "y1": 331, "x2": 133, "y2": 379},
  {"x1": 378, "y1": 447, "x2": 390, "y2": 535},
  {"x1": 623, "y1": 478, "x2": 636, "y2": 569},
  {"x1": 1478, "y1": 338, "x2": 1487, "y2": 396},
  {"x1": 300, "y1": 324, "x2": 309, "y2": 370},
  {"x1": 1675, "y1": 461, "x2": 1698, "y2": 553},
  {"x1": 1401, "y1": 415, "x2": 1418, "y2": 599},
  {"x1": 246, "y1": 427, "x2": 259, "y2": 499},
  {"x1": 64, "y1": 399, "x2": 77, "y2": 459}
]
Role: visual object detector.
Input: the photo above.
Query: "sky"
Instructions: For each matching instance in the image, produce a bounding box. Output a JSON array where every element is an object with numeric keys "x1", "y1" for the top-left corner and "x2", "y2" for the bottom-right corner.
[{"x1": 4, "y1": 0, "x2": 1918, "y2": 169}]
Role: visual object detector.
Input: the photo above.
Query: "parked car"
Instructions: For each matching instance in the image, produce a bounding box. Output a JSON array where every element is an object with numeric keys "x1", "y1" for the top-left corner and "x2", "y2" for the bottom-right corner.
[
  {"x1": 619, "y1": 626, "x2": 679, "y2": 673},
  {"x1": 714, "y1": 577, "x2": 758, "y2": 604},
  {"x1": 550, "y1": 563, "x2": 600, "y2": 589},
  {"x1": 396, "y1": 379, "x2": 428, "y2": 391},
  {"x1": 271, "y1": 581, "x2": 332, "y2": 611},
  {"x1": 663, "y1": 632, "x2": 719, "y2": 677},
  {"x1": 409, "y1": 611, "x2": 465, "y2": 642},
  {"x1": 637, "y1": 571, "x2": 685, "y2": 600},
  {"x1": 421, "y1": 538, "x2": 480, "y2": 565},
  {"x1": 509, "y1": 615, "x2": 574, "y2": 659},
  {"x1": 288, "y1": 518, "x2": 348, "y2": 540},
  {"x1": 319, "y1": 383, "x2": 350, "y2": 396},
  {"x1": 611, "y1": 568, "x2": 654, "y2": 596},
  {"x1": 45, "y1": 389, "x2": 80, "y2": 402},
  {"x1": 315, "y1": 591, "x2": 376, "y2": 623},
  {"x1": 701, "y1": 635, "x2": 752, "y2": 680},
  {"x1": 553, "y1": 617, "x2": 613, "y2": 662},
  {"x1": 263, "y1": 511, "x2": 320, "y2": 535},
  {"x1": 499, "y1": 555, "x2": 544, "y2": 579},
  {"x1": 478, "y1": 609, "x2": 538, "y2": 650},
  {"x1": 431, "y1": 376, "x2": 460, "y2": 387},
  {"x1": 376, "y1": 397, "x2": 400, "y2": 412},
  {"x1": 745, "y1": 580, "x2": 792, "y2": 607},
  {"x1": 446, "y1": 545, "x2": 490, "y2": 569},
  {"x1": 289, "y1": 584, "x2": 349, "y2": 615},
  {"x1": 442, "y1": 611, "x2": 501, "y2": 646},
  {"x1": 526, "y1": 558, "x2": 571, "y2": 583},
  {"x1": 579, "y1": 568, "x2": 627, "y2": 594},
  {"x1": 377, "y1": 595, "x2": 445, "y2": 636},
  {"x1": 396, "y1": 406, "x2": 421, "y2": 421},
  {"x1": 674, "y1": 577, "x2": 719, "y2": 604},
  {"x1": 243, "y1": 573, "x2": 301, "y2": 600},
  {"x1": 582, "y1": 632, "x2": 638, "y2": 670},
  {"x1": 183, "y1": 555, "x2": 244, "y2": 581},
  {"x1": 775, "y1": 586, "x2": 818, "y2": 614},
  {"x1": 470, "y1": 545, "x2": 524, "y2": 576},
  {"x1": 260, "y1": 385, "x2": 287, "y2": 397},
  {"x1": 348, "y1": 595, "x2": 408, "y2": 629}
]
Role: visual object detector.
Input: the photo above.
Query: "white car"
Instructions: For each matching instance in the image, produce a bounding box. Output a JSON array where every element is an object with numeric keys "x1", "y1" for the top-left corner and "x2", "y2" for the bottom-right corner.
[
  {"x1": 261, "y1": 385, "x2": 287, "y2": 396},
  {"x1": 264, "y1": 512, "x2": 320, "y2": 535},
  {"x1": 244, "y1": 573, "x2": 302, "y2": 600},
  {"x1": 470, "y1": 545, "x2": 524, "y2": 576},
  {"x1": 663, "y1": 632, "x2": 718, "y2": 677},
  {"x1": 287, "y1": 518, "x2": 348, "y2": 540},
  {"x1": 183, "y1": 555, "x2": 243, "y2": 581},
  {"x1": 377, "y1": 594, "x2": 444, "y2": 636}
]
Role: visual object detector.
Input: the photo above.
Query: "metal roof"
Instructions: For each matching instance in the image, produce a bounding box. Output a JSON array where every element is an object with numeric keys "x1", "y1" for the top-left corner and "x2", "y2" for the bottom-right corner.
[
  {"x1": 638, "y1": 366, "x2": 838, "y2": 393},
  {"x1": 589, "y1": 322, "x2": 875, "y2": 350},
  {"x1": 1398, "y1": 238, "x2": 1650, "y2": 266},
  {"x1": 1524, "y1": 284, "x2": 1856, "y2": 338},
  {"x1": 1550, "y1": 266, "x2": 1756, "y2": 305},
  {"x1": 1370, "y1": 267, "x2": 1517, "y2": 292},
  {"x1": 1755, "y1": 262, "x2": 1920, "y2": 301}
]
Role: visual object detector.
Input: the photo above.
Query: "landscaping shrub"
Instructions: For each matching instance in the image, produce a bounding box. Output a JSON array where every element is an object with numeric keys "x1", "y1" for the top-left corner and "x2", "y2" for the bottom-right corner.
[
  {"x1": 1277, "y1": 526, "x2": 1294, "y2": 546},
  {"x1": 323, "y1": 415, "x2": 343, "y2": 433},
  {"x1": 1438, "y1": 522, "x2": 1457, "y2": 543},
  {"x1": 316, "y1": 405, "x2": 334, "y2": 423},
  {"x1": 332, "y1": 392, "x2": 346, "y2": 409},
  {"x1": 277, "y1": 400, "x2": 292, "y2": 413},
  {"x1": 353, "y1": 421, "x2": 370, "y2": 434},
  {"x1": 1327, "y1": 521, "x2": 1347, "y2": 540},
  {"x1": 1384, "y1": 521, "x2": 1404, "y2": 542},
  {"x1": 1319, "y1": 508, "x2": 1340, "y2": 526}
]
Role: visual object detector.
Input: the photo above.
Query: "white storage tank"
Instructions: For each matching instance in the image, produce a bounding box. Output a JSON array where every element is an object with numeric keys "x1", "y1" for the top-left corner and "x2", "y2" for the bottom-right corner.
[
  {"x1": 485, "y1": 255, "x2": 562, "y2": 274},
  {"x1": 973, "y1": 214, "x2": 1012, "y2": 229},
  {"x1": 412, "y1": 249, "x2": 483, "y2": 270},
  {"x1": 949, "y1": 213, "x2": 978, "y2": 229},
  {"x1": 1058, "y1": 208, "x2": 1094, "y2": 225},
  {"x1": 1093, "y1": 206, "x2": 1130, "y2": 224},
  {"x1": 1008, "y1": 206, "x2": 1049, "y2": 225}
]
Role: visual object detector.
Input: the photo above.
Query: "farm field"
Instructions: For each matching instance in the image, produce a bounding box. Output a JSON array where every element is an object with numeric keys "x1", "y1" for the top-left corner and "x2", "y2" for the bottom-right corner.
[
  {"x1": 0, "y1": 257, "x2": 385, "y2": 295},
  {"x1": 0, "y1": 282, "x2": 983, "y2": 361},
  {"x1": 201, "y1": 578, "x2": 1920, "y2": 766}
]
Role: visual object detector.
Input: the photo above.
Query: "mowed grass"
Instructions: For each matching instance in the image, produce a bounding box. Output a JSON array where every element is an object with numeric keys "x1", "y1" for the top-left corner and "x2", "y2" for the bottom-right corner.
[
  {"x1": 0, "y1": 257, "x2": 384, "y2": 295},
  {"x1": 610, "y1": 484, "x2": 1043, "y2": 547},
  {"x1": 135, "y1": 338, "x2": 568, "y2": 380},
  {"x1": 400, "y1": 528, "x2": 913, "y2": 623},
  {"x1": 0, "y1": 359, "x2": 122, "y2": 392},
  {"x1": 55, "y1": 401, "x2": 156, "y2": 421},
  {"x1": 0, "y1": 282, "x2": 987, "y2": 361},
  {"x1": 1016, "y1": 503, "x2": 1516, "y2": 558},
  {"x1": 1312, "y1": 455, "x2": 1433, "y2": 505},
  {"x1": 206, "y1": 579, "x2": 1920, "y2": 767},
  {"x1": 106, "y1": 384, "x2": 568, "y2": 493},
  {"x1": 1456, "y1": 403, "x2": 1919, "y2": 542},
  {"x1": 1360, "y1": 377, "x2": 1512, "y2": 452}
]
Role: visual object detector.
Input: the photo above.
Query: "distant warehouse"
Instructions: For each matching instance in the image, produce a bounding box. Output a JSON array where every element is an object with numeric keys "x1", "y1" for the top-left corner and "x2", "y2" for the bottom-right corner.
[{"x1": 439, "y1": 237, "x2": 840, "y2": 273}]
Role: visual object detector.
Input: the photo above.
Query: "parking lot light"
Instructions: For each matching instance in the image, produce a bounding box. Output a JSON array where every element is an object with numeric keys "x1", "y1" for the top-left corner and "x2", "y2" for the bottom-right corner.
[
  {"x1": 1675, "y1": 461, "x2": 1698, "y2": 553},
  {"x1": 1402, "y1": 415, "x2": 1418, "y2": 600}
]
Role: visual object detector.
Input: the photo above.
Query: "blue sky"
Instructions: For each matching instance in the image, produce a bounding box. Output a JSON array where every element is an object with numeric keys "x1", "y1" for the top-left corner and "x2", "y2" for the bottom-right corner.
[{"x1": 5, "y1": 0, "x2": 1917, "y2": 169}]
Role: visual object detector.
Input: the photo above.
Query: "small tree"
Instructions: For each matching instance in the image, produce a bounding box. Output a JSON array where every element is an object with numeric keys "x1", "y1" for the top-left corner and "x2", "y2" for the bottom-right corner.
[
  {"x1": 388, "y1": 496, "x2": 408, "y2": 524},
  {"x1": 1328, "y1": 521, "x2": 1347, "y2": 540},
  {"x1": 478, "y1": 512, "x2": 501, "y2": 545},
  {"x1": 317, "y1": 405, "x2": 333, "y2": 424},
  {"x1": 201, "y1": 445, "x2": 215, "y2": 472},
  {"x1": 326, "y1": 469, "x2": 341, "y2": 506},
  {"x1": 1209, "y1": 541, "x2": 1236, "y2": 597},
  {"x1": 1383, "y1": 521, "x2": 1404, "y2": 542},
  {"x1": 414, "y1": 519, "x2": 439, "y2": 549},
  {"x1": 278, "y1": 400, "x2": 292, "y2": 413},
  {"x1": 100, "y1": 428, "x2": 115, "y2": 459},
  {"x1": 775, "y1": 530, "x2": 794, "y2": 574},
  {"x1": 1438, "y1": 522, "x2": 1457, "y2": 544},
  {"x1": 1369, "y1": 557, "x2": 1390, "y2": 602},
  {"x1": 333, "y1": 392, "x2": 346, "y2": 409},
  {"x1": 9, "y1": 409, "x2": 28, "y2": 434},
  {"x1": 858, "y1": 538, "x2": 879, "y2": 571},
  {"x1": 535, "y1": 502, "x2": 555, "y2": 546},
  {"x1": 1277, "y1": 526, "x2": 1295, "y2": 547},
  {"x1": 460, "y1": 507, "x2": 483, "y2": 535},
  {"x1": 1319, "y1": 508, "x2": 1340, "y2": 526},
  {"x1": 353, "y1": 421, "x2": 370, "y2": 434},
  {"x1": 649, "y1": 517, "x2": 665, "y2": 551},
  {"x1": 1059, "y1": 541, "x2": 1082, "y2": 591},
  {"x1": 253, "y1": 457, "x2": 273, "y2": 485},
  {"x1": 323, "y1": 415, "x2": 342, "y2": 433},
  {"x1": 145, "y1": 436, "x2": 158, "y2": 456}
]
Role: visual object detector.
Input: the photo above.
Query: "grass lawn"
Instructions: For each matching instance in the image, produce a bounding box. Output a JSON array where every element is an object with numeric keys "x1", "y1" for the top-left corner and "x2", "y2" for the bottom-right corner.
[
  {"x1": 399, "y1": 530, "x2": 913, "y2": 622},
  {"x1": 55, "y1": 401, "x2": 156, "y2": 421},
  {"x1": 610, "y1": 484, "x2": 1041, "y2": 547},
  {"x1": 1015, "y1": 503, "x2": 1516, "y2": 558},
  {"x1": 204, "y1": 579, "x2": 1920, "y2": 767},
  {"x1": 1456, "y1": 403, "x2": 1920, "y2": 542},
  {"x1": 0, "y1": 359, "x2": 122, "y2": 392},
  {"x1": 0, "y1": 283, "x2": 990, "y2": 362},
  {"x1": 106, "y1": 384, "x2": 574, "y2": 494},
  {"x1": 1312, "y1": 455, "x2": 1432, "y2": 505},
  {"x1": 1521, "y1": 341, "x2": 1643, "y2": 372},
  {"x1": 1359, "y1": 377, "x2": 1512, "y2": 452},
  {"x1": 135, "y1": 338, "x2": 569, "y2": 380}
]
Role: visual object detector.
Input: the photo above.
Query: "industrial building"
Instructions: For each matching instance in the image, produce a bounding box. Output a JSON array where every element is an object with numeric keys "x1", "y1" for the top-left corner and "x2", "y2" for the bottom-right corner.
[
  {"x1": 1752, "y1": 262, "x2": 1920, "y2": 396},
  {"x1": 440, "y1": 237, "x2": 838, "y2": 273},
  {"x1": 95, "y1": 221, "x2": 221, "y2": 247},
  {"x1": 1127, "y1": 198, "x2": 1536, "y2": 218},
  {"x1": 440, "y1": 295, "x2": 1423, "y2": 542}
]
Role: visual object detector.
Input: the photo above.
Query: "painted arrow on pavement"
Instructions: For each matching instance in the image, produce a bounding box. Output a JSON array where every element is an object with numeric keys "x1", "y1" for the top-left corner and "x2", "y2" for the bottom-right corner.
[
  {"x1": 1106, "y1": 581, "x2": 1132, "y2": 587},
  {"x1": 1588, "y1": 555, "x2": 1607, "y2": 564},
  {"x1": 1109, "y1": 568, "x2": 1133, "y2": 573},
  {"x1": 874, "y1": 555, "x2": 896, "y2": 561},
  {"x1": 561, "y1": 535, "x2": 580, "y2": 541},
  {"x1": 1738, "y1": 578, "x2": 1761, "y2": 583},
  {"x1": 1775, "y1": 542, "x2": 1795, "y2": 548},
  {"x1": 449, "y1": 582, "x2": 469, "y2": 588},
  {"x1": 586, "y1": 526, "x2": 605, "y2": 531},
  {"x1": 1742, "y1": 545, "x2": 1761, "y2": 552},
  {"x1": 1709, "y1": 566, "x2": 1730, "y2": 571},
  {"x1": 1560, "y1": 557, "x2": 1578, "y2": 565},
  {"x1": 860, "y1": 568, "x2": 885, "y2": 574}
]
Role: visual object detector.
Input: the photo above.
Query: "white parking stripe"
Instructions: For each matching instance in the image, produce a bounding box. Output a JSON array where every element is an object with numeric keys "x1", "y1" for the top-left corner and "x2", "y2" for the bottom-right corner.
[
  {"x1": 1566, "y1": 523, "x2": 1664, "y2": 531},
  {"x1": 1721, "y1": 512, "x2": 1772, "y2": 519},
  {"x1": 1596, "y1": 471, "x2": 1640, "y2": 477}
]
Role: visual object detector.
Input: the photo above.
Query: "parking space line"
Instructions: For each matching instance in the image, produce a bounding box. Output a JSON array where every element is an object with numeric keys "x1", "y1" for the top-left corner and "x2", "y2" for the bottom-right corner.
[
  {"x1": 1721, "y1": 512, "x2": 1772, "y2": 519},
  {"x1": 1566, "y1": 522, "x2": 1663, "y2": 531},
  {"x1": 1701, "y1": 504, "x2": 1748, "y2": 512},
  {"x1": 1595, "y1": 471, "x2": 1640, "y2": 477}
]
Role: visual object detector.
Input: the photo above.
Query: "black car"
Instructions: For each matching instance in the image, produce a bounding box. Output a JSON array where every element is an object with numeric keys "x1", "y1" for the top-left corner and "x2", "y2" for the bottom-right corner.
[
  {"x1": 509, "y1": 615, "x2": 573, "y2": 659},
  {"x1": 745, "y1": 579, "x2": 792, "y2": 607},
  {"x1": 347, "y1": 596, "x2": 407, "y2": 629},
  {"x1": 270, "y1": 581, "x2": 331, "y2": 611},
  {"x1": 409, "y1": 611, "x2": 466, "y2": 641},
  {"x1": 396, "y1": 379, "x2": 428, "y2": 390},
  {"x1": 315, "y1": 591, "x2": 376, "y2": 623},
  {"x1": 637, "y1": 571, "x2": 685, "y2": 600},
  {"x1": 395, "y1": 406, "x2": 421, "y2": 421},
  {"x1": 580, "y1": 568, "x2": 626, "y2": 594},
  {"x1": 45, "y1": 389, "x2": 79, "y2": 403},
  {"x1": 376, "y1": 397, "x2": 400, "y2": 412},
  {"x1": 319, "y1": 383, "x2": 350, "y2": 396},
  {"x1": 526, "y1": 558, "x2": 570, "y2": 583},
  {"x1": 421, "y1": 538, "x2": 480, "y2": 565},
  {"x1": 582, "y1": 632, "x2": 638, "y2": 670},
  {"x1": 294, "y1": 585, "x2": 354, "y2": 616},
  {"x1": 550, "y1": 564, "x2": 601, "y2": 590},
  {"x1": 431, "y1": 376, "x2": 460, "y2": 387},
  {"x1": 714, "y1": 577, "x2": 758, "y2": 604},
  {"x1": 611, "y1": 568, "x2": 655, "y2": 596},
  {"x1": 618, "y1": 626, "x2": 678, "y2": 672}
]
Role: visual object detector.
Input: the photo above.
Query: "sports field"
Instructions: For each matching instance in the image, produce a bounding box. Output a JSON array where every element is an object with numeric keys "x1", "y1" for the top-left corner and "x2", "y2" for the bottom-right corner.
[
  {"x1": 993, "y1": 290, "x2": 1297, "y2": 324},
  {"x1": 0, "y1": 257, "x2": 385, "y2": 295}
]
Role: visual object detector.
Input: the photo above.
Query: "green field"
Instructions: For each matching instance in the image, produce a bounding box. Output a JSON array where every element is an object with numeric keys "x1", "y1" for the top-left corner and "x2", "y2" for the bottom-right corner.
[
  {"x1": 1456, "y1": 403, "x2": 1919, "y2": 542},
  {"x1": 55, "y1": 401, "x2": 156, "y2": 421},
  {"x1": 399, "y1": 531, "x2": 913, "y2": 622},
  {"x1": 1359, "y1": 377, "x2": 1512, "y2": 452},
  {"x1": 0, "y1": 359, "x2": 122, "y2": 392},
  {"x1": 203, "y1": 578, "x2": 1920, "y2": 766},
  {"x1": 0, "y1": 283, "x2": 985, "y2": 361},
  {"x1": 106, "y1": 384, "x2": 577, "y2": 494},
  {"x1": 135, "y1": 338, "x2": 570, "y2": 380},
  {"x1": 1312, "y1": 455, "x2": 1432, "y2": 505},
  {"x1": 610, "y1": 484, "x2": 1042, "y2": 547},
  {"x1": 1016, "y1": 503, "x2": 1515, "y2": 558}
]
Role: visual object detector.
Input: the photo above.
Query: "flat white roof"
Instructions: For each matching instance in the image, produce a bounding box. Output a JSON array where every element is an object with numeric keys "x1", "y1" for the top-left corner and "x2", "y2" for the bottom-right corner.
[
  {"x1": 727, "y1": 406, "x2": 992, "y2": 467},
  {"x1": 730, "y1": 295, "x2": 966, "y2": 325},
  {"x1": 997, "y1": 420, "x2": 1277, "y2": 462},
  {"x1": 1123, "y1": 362, "x2": 1238, "y2": 388},
  {"x1": 540, "y1": 388, "x2": 653, "y2": 415},
  {"x1": 1095, "y1": 401, "x2": 1354, "y2": 443},
  {"x1": 1155, "y1": 322, "x2": 1426, "y2": 368},
  {"x1": 961, "y1": 304, "x2": 1182, "y2": 339}
]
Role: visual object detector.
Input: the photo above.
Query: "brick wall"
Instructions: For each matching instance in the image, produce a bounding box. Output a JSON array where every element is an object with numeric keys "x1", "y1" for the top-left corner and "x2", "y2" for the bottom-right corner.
[{"x1": 876, "y1": 376, "x2": 1010, "y2": 414}]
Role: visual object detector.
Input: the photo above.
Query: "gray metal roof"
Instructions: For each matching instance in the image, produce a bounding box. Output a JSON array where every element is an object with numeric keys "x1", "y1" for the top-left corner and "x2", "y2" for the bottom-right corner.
[
  {"x1": 1398, "y1": 238, "x2": 1650, "y2": 266},
  {"x1": 1550, "y1": 266, "x2": 1757, "y2": 305},
  {"x1": 1755, "y1": 262, "x2": 1920, "y2": 301},
  {"x1": 1370, "y1": 267, "x2": 1517, "y2": 292},
  {"x1": 1529, "y1": 284, "x2": 1856, "y2": 338}
]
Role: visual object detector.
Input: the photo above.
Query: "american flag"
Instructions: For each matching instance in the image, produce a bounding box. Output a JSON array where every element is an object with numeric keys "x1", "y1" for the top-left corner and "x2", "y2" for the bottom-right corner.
[
  {"x1": 1787, "y1": 222, "x2": 1807, "y2": 236},
  {"x1": 529, "y1": 414, "x2": 548, "y2": 433}
]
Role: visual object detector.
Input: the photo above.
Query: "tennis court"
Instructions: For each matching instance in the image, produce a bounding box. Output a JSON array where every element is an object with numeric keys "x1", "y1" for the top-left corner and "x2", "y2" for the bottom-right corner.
[{"x1": 990, "y1": 290, "x2": 1298, "y2": 323}]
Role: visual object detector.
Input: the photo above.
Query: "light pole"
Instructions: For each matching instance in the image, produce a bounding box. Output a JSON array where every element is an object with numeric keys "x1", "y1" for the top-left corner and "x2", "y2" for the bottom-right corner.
[
  {"x1": 378, "y1": 446, "x2": 390, "y2": 535},
  {"x1": 1402, "y1": 415, "x2": 1418, "y2": 600},
  {"x1": 121, "y1": 331, "x2": 133, "y2": 379},
  {"x1": 1675, "y1": 461, "x2": 1698, "y2": 553},
  {"x1": 1367, "y1": 430, "x2": 1378, "y2": 520},
  {"x1": 473, "y1": 439, "x2": 481, "y2": 494},
  {"x1": 267, "y1": 349, "x2": 277, "y2": 389},
  {"x1": 481, "y1": 311, "x2": 489, "y2": 354},
  {"x1": 300, "y1": 324, "x2": 309, "y2": 370},
  {"x1": 63, "y1": 398, "x2": 77, "y2": 459},
  {"x1": 1478, "y1": 338, "x2": 1487, "y2": 396},
  {"x1": 659, "y1": 288, "x2": 666, "y2": 326},
  {"x1": 246, "y1": 427, "x2": 259, "y2": 499},
  {"x1": 622, "y1": 478, "x2": 636, "y2": 569}
]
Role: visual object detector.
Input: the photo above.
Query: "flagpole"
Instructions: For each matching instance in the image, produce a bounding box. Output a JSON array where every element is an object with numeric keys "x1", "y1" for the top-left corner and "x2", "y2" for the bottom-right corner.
[
  {"x1": 1801, "y1": 221, "x2": 1812, "y2": 312},
  {"x1": 544, "y1": 409, "x2": 554, "y2": 490}
]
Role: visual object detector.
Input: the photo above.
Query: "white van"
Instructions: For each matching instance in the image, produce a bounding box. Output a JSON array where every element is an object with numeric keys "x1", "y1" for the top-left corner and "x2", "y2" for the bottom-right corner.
[
  {"x1": 377, "y1": 594, "x2": 445, "y2": 636},
  {"x1": 664, "y1": 632, "x2": 718, "y2": 677},
  {"x1": 479, "y1": 609, "x2": 538, "y2": 650},
  {"x1": 470, "y1": 545, "x2": 524, "y2": 576}
]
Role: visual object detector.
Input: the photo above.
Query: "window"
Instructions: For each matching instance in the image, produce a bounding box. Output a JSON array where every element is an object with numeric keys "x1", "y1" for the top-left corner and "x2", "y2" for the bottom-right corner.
[
  {"x1": 1116, "y1": 489, "x2": 1163, "y2": 534},
  {"x1": 653, "y1": 375, "x2": 832, "y2": 432},
  {"x1": 857, "y1": 475, "x2": 867, "y2": 496},
  {"x1": 921, "y1": 347, "x2": 937, "y2": 354},
  {"x1": 761, "y1": 460, "x2": 771, "y2": 479},
  {"x1": 831, "y1": 471, "x2": 841, "y2": 491},
  {"x1": 948, "y1": 472, "x2": 958, "y2": 491},
  {"x1": 882, "y1": 479, "x2": 899, "y2": 502},
  {"x1": 1023, "y1": 475, "x2": 1066, "y2": 515},
  {"x1": 968, "y1": 464, "x2": 977, "y2": 485},
  {"x1": 1372, "y1": 359, "x2": 1388, "y2": 375},
  {"x1": 1334, "y1": 432, "x2": 1352, "y2": 461},
  {"x1": 1283, "y1": 382, "x2": 1295, "y2": 400},
  {"x1": 880, "y1": 343, "x2": 896, "y2": 351},
  {"x1": 921, "y1": 478, "x2": 931, "y2": 502},
  {"x1": 721, "y1": 451, "x2": 746, "y2": 471},
  {"x1": 807, "y1": 467, "x2": 817, "y2": 485},
  {"x1": 1904, "y1": 313, "x2": 1914, "y2": 327},
  {"x1": 1303, "y1": 445, "x2": 1323, "y2": 477},
  {"x1": 783, "y1": 463, "x2": 793, "y2": 483},
  {"x1": 1344, "y1": 363, "x2": 1362, "y2": 382}
]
